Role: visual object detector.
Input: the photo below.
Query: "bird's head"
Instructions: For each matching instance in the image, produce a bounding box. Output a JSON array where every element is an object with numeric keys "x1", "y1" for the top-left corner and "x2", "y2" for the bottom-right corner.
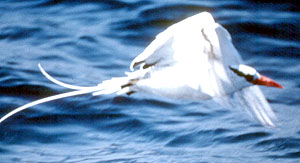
[{"x1": 229, "y1": 64, "x2": 283, "y2": 88}]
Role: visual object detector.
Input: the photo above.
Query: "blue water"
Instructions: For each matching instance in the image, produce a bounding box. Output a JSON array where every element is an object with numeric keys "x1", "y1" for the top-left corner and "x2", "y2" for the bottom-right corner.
[{"x1": 1, "y1": 0, "x2": 300, "y2": 162}]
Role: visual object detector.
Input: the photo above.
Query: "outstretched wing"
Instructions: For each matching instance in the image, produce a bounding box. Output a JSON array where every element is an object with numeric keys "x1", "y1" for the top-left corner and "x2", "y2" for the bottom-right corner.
[{"x1": 130, "y1": 12, "x2": 220, "y2": 71}]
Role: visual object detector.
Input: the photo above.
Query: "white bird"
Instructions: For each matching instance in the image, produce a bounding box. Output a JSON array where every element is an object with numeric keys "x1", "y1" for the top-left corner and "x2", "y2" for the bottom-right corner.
[{"x1": 0, "y1": 12, "x2": 282, "y2": 126}]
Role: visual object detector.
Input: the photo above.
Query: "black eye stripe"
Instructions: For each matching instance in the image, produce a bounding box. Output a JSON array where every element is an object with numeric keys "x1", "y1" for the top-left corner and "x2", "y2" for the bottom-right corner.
[
  {"x1": 229, "y1": 65, "x2": 243, "y2": 76},
  {"x1": 229, "y1": 65, "x2": 255, "y2": 82}
]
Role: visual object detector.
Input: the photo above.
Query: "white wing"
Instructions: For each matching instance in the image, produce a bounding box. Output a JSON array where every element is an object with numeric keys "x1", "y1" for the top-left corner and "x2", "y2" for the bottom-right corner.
[{"x1": 130, "y1": 12, "x2": 220, "y2": 70}]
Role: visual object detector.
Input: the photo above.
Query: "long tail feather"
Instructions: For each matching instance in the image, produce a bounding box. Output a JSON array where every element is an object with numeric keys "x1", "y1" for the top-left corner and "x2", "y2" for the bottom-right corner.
[
  {"x1": 38, "y1": 63, "x2": 95, "y2": 90},
  {"x1": 0, "y1": 64, "x2": 135, "y2": 124},
  {"x1": 0, "y1": 64, "x2": 118, "y2": 124},
  {"x1": 0, "y1": 87, "x2": 101, "y2": 124}
]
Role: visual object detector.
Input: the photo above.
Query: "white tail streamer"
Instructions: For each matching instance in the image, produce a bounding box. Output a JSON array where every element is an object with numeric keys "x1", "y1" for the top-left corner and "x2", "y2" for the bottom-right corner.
[
  {"x1": 0, "y1": 87, "x2": 101, "y2": 124},
  {"x1": 38, "y1": 63, "x2": 95, "y2": 90},
  {"x1": 0, "y1": 64, "x2": 115, "y2": 124}
]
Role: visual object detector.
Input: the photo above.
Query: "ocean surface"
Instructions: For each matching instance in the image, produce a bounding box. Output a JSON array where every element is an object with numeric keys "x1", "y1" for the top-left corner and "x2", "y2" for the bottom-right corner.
[{"x1": 0, "y1": 0, "x2": 299, "y2": 162}]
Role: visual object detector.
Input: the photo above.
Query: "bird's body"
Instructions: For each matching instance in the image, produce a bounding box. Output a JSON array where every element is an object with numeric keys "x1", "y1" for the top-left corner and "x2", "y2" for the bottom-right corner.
[
  {"x1": 113, "y1": 12, "x2": 246, "y2": 99},
  {"x1": 0, "y1": 12, "x2": 281, "y2": 127}
]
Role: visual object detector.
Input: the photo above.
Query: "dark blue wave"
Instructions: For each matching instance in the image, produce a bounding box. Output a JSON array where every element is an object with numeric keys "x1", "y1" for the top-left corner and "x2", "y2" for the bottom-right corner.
[{"x1": 0, "y1": 0, "x2": 299, "y2": 162}]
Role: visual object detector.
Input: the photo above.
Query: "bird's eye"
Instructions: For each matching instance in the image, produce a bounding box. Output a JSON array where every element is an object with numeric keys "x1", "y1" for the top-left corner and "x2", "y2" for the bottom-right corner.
[{"x1": 229, "y1": 64, "x2": 259, "y2": 82}]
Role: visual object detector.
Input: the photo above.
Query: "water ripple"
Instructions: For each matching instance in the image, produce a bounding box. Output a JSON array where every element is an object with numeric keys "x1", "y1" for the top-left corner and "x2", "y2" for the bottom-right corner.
[{"x1": 0, "y1": 0, "x2": 299, "y2": 162}]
